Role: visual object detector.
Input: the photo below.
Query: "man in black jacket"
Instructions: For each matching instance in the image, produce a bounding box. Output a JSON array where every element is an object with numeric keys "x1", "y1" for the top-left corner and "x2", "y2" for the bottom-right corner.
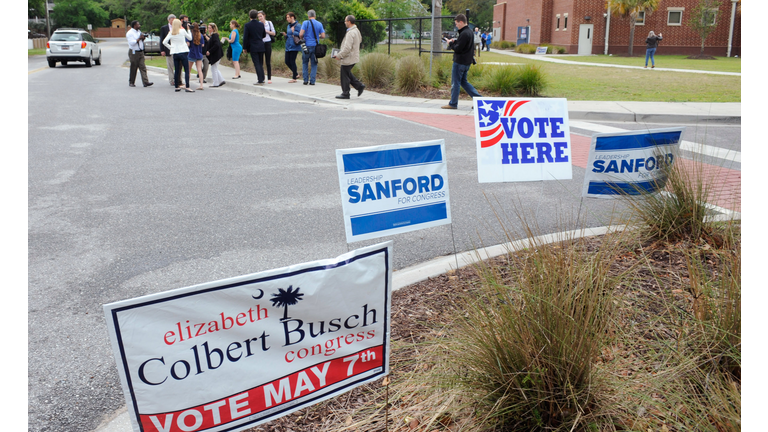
[
  {"x1": 159, "y1": 14, "x2": 176, "y2": 86},
  {"x1": 442, "y1": 14, "x2": 481, "y2": 110},
  {"x1": 242, "y1": 9, "x2": 266, "y2": 84}
]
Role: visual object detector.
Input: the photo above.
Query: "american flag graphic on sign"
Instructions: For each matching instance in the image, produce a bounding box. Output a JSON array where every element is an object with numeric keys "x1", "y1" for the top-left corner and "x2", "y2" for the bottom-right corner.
[{"x1": 477, "y1": 99, "x2": 530, "y2": 148}]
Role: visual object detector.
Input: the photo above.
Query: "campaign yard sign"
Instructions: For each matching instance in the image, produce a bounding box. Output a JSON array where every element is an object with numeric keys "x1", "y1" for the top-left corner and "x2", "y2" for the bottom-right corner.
[
  {"x1": 474, "y1": 98, "x2": 572, "y2": 183},
  {"x1": 582, "y1": 127, "x2": 684, "y2": 199},
  {"x1": 104, "y1": 242, "x2": 392, "y2": 432},
  {"x1": 336, "y1": 140, "x2": 451, "y2": 243}
]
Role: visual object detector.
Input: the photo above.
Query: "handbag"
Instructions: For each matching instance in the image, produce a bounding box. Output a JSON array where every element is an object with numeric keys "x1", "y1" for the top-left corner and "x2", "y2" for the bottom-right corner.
[
  {"x1": 226, "y1": 44, "x2": 232, "y2": 61},
  {"x1": 291, "y1": 23, "x2": 302, "y2": 45},
  {"x1": 309, "y1": 20, "x2": 327, "y2": 58}
]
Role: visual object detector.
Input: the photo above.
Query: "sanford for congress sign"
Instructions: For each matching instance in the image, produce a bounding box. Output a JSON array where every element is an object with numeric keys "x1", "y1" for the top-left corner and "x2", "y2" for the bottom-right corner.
[
  {"x1": 473, "y1": 98, "x2": 572, "y2": 183},
  {"x1": 104, "y1": 243, "x2": 392, "y2": 432}
]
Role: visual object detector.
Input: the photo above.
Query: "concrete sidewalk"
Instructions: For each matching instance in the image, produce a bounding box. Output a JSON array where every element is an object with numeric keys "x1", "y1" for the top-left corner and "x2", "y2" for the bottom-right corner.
[
  {"x1": 486, "y1": 48, "x2": 741, "y2": 76},
  {"x1": 146, "y1": 60, "x2": 740, "y2": 124}
]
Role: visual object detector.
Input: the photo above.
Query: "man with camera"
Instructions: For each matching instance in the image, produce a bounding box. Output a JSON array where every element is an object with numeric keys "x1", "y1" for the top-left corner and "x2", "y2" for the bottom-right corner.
[
  {"x1": 442, "y1": 14, "x2": 480, "y2": 109},
  {"x1": 159, "y1": 14, "x2": 176, "y2": 86},
  {"x1": 126, "y1": 20, "x2": 153, "y2": 87}
]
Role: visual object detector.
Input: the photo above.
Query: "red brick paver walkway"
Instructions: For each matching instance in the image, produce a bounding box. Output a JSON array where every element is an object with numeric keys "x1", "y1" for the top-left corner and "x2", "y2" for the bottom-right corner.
[{"x1": 376, "y1": 111, "x2": 741, "y2": 213}]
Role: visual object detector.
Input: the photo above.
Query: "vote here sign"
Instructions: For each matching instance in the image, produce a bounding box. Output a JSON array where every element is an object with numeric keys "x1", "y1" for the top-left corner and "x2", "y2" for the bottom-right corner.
[
  {"x1": 336, "y1": 140, "x2": 451, "y2": 243},
  {"x1": 473, "y1": 98, "x2": 572, "y2": 183},
  {"x1": 103, "y1": 242, "x2": 392, "y2": 432},
  {"x1": 582, "y1": 127, "x2": 684, "y2": 199}
]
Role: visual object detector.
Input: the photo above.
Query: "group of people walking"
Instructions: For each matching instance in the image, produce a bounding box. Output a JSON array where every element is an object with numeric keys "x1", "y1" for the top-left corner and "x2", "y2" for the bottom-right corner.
[{"x1": 129, "y1": 9, "x2": 362, "y2": 93}]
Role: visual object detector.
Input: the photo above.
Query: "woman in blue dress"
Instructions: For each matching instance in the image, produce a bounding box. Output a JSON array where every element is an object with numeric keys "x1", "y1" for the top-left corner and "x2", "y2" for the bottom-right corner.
[{"x1": 221, "y1": 20, "x2": 242, "y2": 79}]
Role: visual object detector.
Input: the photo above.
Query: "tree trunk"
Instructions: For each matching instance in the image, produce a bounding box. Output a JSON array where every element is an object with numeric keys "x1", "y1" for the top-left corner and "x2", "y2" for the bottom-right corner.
[
  {"x1": 628, "y1": 17, "x2": 635, "y2": 56},
  {"x1": 700, "y1": 38, "x2": 706, "y2": 56},
  {"x1": 432, "y1": 0, "x2": 443, "y2": 56}
]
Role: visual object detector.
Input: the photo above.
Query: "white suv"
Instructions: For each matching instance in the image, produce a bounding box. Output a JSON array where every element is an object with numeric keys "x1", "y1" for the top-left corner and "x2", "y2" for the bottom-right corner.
[{"x1": 47, "y1": 28, "x2": 102, "y2": 68}]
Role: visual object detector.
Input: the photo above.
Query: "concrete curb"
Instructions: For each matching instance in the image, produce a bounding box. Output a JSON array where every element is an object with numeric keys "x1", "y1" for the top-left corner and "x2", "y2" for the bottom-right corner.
[{"x1": 93, "y1": 224, "x2": 626, "y2": 432}]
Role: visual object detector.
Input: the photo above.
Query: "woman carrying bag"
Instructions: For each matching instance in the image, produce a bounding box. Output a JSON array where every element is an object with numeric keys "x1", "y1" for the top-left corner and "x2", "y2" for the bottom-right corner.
[
  {"x1": 258, "y1": 11, "x2": 276, "y2": 84},
  {"x1": 282, "y1": 12, "x2": 302, "y2": 83},
  {"x1": 205, "y1": 23, "x2": 225, "y2": 87},
  {"x1": 163, "y1": 18, "x2": 194, "y2": 92}
]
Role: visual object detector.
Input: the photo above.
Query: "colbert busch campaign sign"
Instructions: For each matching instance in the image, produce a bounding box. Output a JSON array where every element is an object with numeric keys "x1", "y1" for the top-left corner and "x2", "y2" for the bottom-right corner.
[
  {"x1": 104, "y1": 242, "x2": 392, "y2": 432},
  {"x1": 473, "y1": 98, "x2": 572, "y2": 183}
]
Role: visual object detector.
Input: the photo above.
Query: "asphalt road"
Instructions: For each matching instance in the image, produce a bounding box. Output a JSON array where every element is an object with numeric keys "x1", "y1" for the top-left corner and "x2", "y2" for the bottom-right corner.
[{"x1": 28, "y1": 39, "x2": 741, "y2": 431}]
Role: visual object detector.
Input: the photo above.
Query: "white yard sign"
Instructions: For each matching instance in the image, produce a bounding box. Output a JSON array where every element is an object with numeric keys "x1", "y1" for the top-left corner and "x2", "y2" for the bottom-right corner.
[
  {"x1": 336, "y1": 140, "x2": 451, "y2": 243},
  {"x1": 104, "y1": 243, "x2": 392, "y2": 432},
  {"x1": 474, "y1": 97, "x2": 572, "y2": 183},
  {"x1": 582, "y1": 127, "x2": 684, "y2": 198}
]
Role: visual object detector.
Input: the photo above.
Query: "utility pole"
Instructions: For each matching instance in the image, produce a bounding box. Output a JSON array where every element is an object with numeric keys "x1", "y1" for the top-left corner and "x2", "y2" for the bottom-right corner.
[{"x1": 45, "y1": 0, "x2": 51, "y2": 37}]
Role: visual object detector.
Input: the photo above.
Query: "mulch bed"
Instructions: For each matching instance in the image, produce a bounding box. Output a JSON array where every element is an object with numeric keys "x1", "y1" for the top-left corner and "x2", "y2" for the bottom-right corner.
[{"x1": 242, "y1": 232, "x2": 737, "y2": 432}]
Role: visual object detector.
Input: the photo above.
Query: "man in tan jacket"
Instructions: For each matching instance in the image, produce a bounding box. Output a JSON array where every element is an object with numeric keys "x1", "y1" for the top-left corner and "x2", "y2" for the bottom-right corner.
[{"x1": 334, "y1": 15, "x2": 365, "y2": 99}]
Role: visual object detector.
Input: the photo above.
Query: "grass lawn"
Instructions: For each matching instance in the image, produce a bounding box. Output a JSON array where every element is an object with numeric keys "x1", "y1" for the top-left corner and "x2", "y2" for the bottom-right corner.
[
  {"x1": 557, "y1": 54, "x2": 741, "y2": 73},
  {"x1": 474, "y1": 51, "x2": 739, "y2": 102},
  {"x1": 28, "y1": 48, "x2": 46, "y2": 56},
  {"x1": 361, "y1": 46, "x2": 740, "y2": 102}
]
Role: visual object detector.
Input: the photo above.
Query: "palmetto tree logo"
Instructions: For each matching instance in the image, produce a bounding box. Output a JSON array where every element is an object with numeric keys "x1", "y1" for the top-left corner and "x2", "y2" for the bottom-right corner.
[{"x1": 270, "y1": 285, "x2": 304, "y2": 321}]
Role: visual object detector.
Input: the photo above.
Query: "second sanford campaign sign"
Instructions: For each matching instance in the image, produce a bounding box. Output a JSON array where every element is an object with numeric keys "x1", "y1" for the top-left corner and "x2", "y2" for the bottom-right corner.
[
  {"x1": 336, "y1": 140, "x2": 451, "y2": 243},
  {"x1": 582, "y1": 127, "x2": 684, "y2": 199},
  {"x1": 104, "y1": 242, "x2": 392, "y2": 432},
  {"x1": 473, "y1": 97, "x2": 572, "y2": 183}
]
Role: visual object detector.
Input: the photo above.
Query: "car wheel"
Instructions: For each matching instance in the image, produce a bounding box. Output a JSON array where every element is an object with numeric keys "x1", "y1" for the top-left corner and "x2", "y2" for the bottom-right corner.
[
  {"x1": 47, "y1": 59, "x2": 56, "y2": 68},
  {"x1": 62, "y1": 61, "x2": 68, "y2": 66},
  {"x1": 95, "y1": 50, "x2": 101, "y2": 66},
  {"x1": 85, "y1": 53, "x2": 92, "y2": 67}
]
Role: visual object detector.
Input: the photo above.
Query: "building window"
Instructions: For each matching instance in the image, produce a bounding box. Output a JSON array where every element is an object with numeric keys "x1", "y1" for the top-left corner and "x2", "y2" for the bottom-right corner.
[
  {"x1": 635, "y1": 11, "x2": 645, "y2": 25},
  {"x1": 564, "y1": 13, "x2": 568, "y2": 30},
  {"x1": 702, "y1": 8, "x2": 718, "y2": 25},
  {"x1": 667, "y1": 7, "x2": 684, "y2": 26},
  {"x1": 556, "y1": 14, "x2": 560, "y2": 30}
]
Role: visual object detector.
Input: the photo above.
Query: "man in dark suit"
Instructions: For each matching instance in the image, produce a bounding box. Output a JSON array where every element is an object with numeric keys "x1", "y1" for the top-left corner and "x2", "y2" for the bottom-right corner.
[
  {"x1": 242, "y1": 9, "x2": 266, "y2": 84},
  {"x1": 159, "y1": 14, "x2": 175, "y2": 86}
]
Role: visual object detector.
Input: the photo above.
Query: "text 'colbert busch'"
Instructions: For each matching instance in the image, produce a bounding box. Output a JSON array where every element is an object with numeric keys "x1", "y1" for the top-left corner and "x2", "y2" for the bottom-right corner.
[{"x1": 104, "y1": 243, "x2": 392, "y2": 432}]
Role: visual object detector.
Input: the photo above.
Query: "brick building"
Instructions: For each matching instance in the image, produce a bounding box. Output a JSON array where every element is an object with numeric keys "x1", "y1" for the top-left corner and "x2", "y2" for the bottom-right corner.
[{"x1": 492, "y1": 0, "x2": 740, "y2": 56}]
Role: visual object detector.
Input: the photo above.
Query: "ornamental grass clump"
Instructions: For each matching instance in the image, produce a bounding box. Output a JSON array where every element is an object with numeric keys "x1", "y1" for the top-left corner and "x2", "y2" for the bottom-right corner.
[
  {"x1": 439, "y1": 214, "x2": 626, "y2": 431},
  {"x1": 619, "y1": 148, "x2": 725, "y2": 245},
  {"x1": 319, "y1": 54, "x2": 339, "y2": 80},
  {"x1": 482, "y1": 65, "x2": 521, "y2": 96},
  {"x1": 517, "y1": 63, "x2": 547, "y2": 96},
  {"x1": 395, "y1": 55, "x2": 427, "y2": 93},
  {"x1": 358, "y1": 53, "x2": 395, "y2": 88}
]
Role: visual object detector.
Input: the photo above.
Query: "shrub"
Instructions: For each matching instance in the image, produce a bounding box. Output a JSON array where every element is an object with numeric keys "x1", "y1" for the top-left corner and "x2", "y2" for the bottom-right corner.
[
  {"x1": 358, "y1": 53, "x2": 395, "y2": 88},
  {"x1": 395, "y1": 55, "x2": 426, "y2": 93},
  {"x1": 481, "y1": 65, "x2": 519, "y2": 96},
  {"x1": 441, "y1": 221, "x2": 625, "y2": 431},
  {"x1": 422, "y1": 54, "x2": 453, "y2": 88},
  {"x1": 515, "y1": 43, "x2": 537, "y2": 54},
  {"x1": 491, "y1": 40, "x2": 515, "y2": 49},
  {"x1": 619, "y1": 153, "x2": 723, "y2": 244},
  {"x1": 517, "y1": 63, "x2": 547, "y2": 96},
  {"x1": 318, "y1": 54, "x2": 338, "y2": 80}
]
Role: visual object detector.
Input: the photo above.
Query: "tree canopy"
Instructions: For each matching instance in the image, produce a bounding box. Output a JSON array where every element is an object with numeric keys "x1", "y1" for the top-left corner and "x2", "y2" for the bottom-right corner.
[{"x1": 51, "y1": 0, "x2": 109, "y2": 28}]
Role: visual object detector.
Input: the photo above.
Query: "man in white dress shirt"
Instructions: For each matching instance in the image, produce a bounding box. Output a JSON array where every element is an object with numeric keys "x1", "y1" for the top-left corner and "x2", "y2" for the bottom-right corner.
[{"x1": 126, "y1": 21, "x2": 153, "y2": 87}]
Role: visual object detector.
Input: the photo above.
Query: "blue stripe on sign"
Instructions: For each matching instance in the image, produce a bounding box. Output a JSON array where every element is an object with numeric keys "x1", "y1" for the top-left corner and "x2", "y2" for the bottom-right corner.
[
  {"x1": 588, "y1": 179, "x2": 668, "y2": 195},
  {"x1": 595, "y1": 131, "x2": 682, "y2": 151},
  {"x1": 343, "y1": 145, "x2": 443, "y2": 173},
  {"x1": 351, "y1": 202, "x2": 448, "y2": 236}
]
